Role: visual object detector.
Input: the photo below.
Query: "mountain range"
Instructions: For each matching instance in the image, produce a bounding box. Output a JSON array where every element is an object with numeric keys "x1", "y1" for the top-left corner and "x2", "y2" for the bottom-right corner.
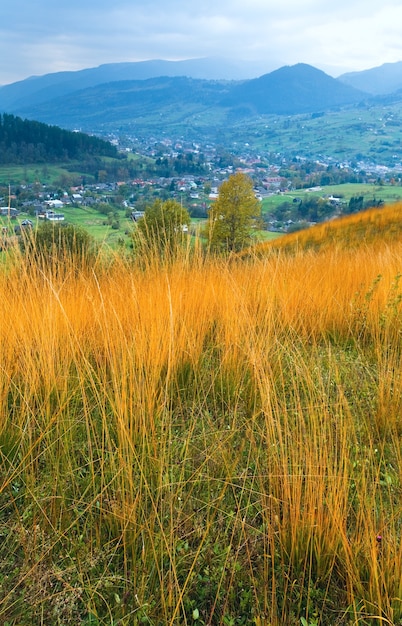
[
  {"x1": 1, "y1": 58, "x2": 402, "y2": 139},
  {"x1": 0, "y1": 58, "x2": 278, "y2": 111},
  {"x1": 338, "y1": 61, "x2": 402, "y2": 95}
]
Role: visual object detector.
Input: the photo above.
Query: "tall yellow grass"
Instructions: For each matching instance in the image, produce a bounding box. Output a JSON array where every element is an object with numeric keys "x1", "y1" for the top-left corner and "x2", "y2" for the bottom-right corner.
[
  {"x1": 257, "y1": 201, "x2": 402, "y2": 254},
  {"x1": 0, "y1": 217, "x2": 401, "y2": 624}
]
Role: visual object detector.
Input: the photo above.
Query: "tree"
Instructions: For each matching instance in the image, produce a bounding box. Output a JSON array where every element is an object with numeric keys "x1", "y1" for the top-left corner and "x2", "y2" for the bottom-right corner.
[
  {"x1": 21, "y1": 222, "x2": 96, "y2": 271},
  {"x1": 134, "y1": 199, "x2": 190, "y2": 259},
  {"x1": 205, "y1": 173, "x2": 261, "y2": 253}
]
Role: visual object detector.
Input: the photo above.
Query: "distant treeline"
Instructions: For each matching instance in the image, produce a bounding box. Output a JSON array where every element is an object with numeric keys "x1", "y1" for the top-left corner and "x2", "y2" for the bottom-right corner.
[
  {"x1": 65, "y1": 151, "x2": 208, "y2": 182},
  {"x1": 0, "y1": 114, "x2": 118, "y2": 164}
]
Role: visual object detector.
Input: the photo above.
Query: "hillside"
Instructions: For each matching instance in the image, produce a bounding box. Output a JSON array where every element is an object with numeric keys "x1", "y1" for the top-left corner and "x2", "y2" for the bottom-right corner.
[
  {"x1": 339, "y1": 60, "x2": 402, "y2": 95},
  {"x1": 252, "y1": 202, "x2": 402, "y2": 255},
  {"x1": 0, "y1": 64, "x2": 367, "y2": 133},
  {"x1": 10, "y1": 76, "x2": 233, "y2": 132},
  {"x1": 0, "y1": 57, "x2": 275, "y2": 111},
  {"x1": 3, "y1": 60, "x2": 402, "y2": 165},
  {"x1": 0, "y1": 113, "x2": 118, "y2": 163},
  {"x1": 223, "y1": 63, "x2": 366, "y2": 114}
]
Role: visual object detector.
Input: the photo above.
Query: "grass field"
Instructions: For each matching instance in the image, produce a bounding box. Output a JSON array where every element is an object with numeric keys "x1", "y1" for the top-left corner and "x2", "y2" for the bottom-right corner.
[
  {"x1": 0, "y1": 163, "x2": 92, "y2": 186},
  {"x1": 0, "y1": 205, "x2": 402, "y2": 625},
  {"x1": 228, "y1": 102, "x2": 402, "y2": 163},
  {"x1": 0, "y1": 204, "x2": 135, "y2": 250},
  {"x1": 2, "y1": 208, "x2": 280, "y2": 252},
  {"x1": 261, "y1": 182, "x2": 402, "y2": 215}
]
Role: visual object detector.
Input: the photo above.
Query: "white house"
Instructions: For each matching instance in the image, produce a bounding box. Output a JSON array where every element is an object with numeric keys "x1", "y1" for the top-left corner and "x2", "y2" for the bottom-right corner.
[
  {"x1": 45, "y1": 199, "x2": 64, "y2": 209},
  {"x1": 38, "y1": 209, "x2": 65, "y2": 221}
]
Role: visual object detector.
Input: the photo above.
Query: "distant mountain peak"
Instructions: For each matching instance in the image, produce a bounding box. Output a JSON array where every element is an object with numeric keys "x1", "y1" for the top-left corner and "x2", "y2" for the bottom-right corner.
[
  {"x1": 338, "y1": 60, "x2": 402, "y2": 95},
  {"x1": 221, "y1": 63, "x2": 366, "y2": 115}
]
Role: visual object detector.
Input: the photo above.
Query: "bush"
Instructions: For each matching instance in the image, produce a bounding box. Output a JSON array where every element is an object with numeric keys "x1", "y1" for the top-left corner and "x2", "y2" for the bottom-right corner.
[
  {"x1": 132, "y1": 198, "x2": 190, "y2": 262},
  {"x1": 20, "y1": 221, "x2": 97, "y2": 271}
]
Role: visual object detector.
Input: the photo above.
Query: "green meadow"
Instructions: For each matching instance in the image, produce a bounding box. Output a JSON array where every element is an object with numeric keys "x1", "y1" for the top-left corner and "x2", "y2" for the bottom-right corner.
[
  {"x1": 261, "y1": 182, "x2": 402, "y2": 214},
  {"x1": 0, "y1": 163, "x2": 90, "y2": 186}
]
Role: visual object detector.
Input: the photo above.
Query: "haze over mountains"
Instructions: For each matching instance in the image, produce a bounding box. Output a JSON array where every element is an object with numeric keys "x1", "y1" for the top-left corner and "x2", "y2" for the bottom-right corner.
[
  {"x1": 338, "y1": 61, "x2": 402, "y2": 95},
  {"x1": 0, "y1": 58, "x2": 277, "y2": 111},
  {"x1": 222, "y1": 64, "x2": 364, "y2": 115},
  {"x1": 1, "y1": 57, "x2": 402, "y2": 138}
]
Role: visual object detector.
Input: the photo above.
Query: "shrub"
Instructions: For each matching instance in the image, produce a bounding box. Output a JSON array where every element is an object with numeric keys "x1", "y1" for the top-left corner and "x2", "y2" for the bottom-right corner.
[
  {"x1": 132, "y1": 198, "x2": 190, "y2": 262},
  {"x1": 20, "y1": 221, "x2": 97, "y2": 271}
]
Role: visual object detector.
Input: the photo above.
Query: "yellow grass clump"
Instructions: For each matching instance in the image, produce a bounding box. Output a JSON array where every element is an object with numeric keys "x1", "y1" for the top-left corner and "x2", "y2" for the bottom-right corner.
[{"x1": 0, "y1": 209, "x2": 401, "y2": 625}]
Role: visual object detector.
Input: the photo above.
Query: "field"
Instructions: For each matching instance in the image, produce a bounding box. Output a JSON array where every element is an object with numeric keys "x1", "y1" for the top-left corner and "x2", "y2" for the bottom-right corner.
[
  {"x1": 227, "y1": 102, "x2": 402, "y2": 163},
  {"x1": 0, "y1": 163, "x2": 91, "y2": 186},
  {"x1": 2, "y1": 205, "x2": 279, "y2": 252},
  {"x1": 0, "y1": 205, "x2": 402, "y2": 625},
  {"x1": 3, "y1": 180, "x2": 401, "y2": 253},
  {"x1": 261, "y1": 182, "x2": 402, "y2": 215},
  {"x1": 60, "y1": 205, "x2": 133, "y2": 247},
  {"x1": 0, "y1": 204, "x2": 135, "y2": 249}
]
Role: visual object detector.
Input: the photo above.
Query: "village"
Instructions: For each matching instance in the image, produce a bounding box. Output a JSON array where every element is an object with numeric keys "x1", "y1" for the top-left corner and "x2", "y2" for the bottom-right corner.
[{"x1": 1, "y1": 136, "x2": 402, "y2": 240}]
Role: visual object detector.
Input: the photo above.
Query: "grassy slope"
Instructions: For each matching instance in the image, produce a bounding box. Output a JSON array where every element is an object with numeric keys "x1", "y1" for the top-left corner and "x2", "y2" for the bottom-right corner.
[
  {"x1": 0, "y1": 163, "x2": 95, "y2": 186},
  {"x1": 227, "y1": 102, "x2": 402, "y2": 162},
  {"x1": 2, "y1": 98, "x2": 402, "y2": 164},
  {"x1": 0, "y1": 208, "x2": 401, "y2": 625},
  {"x1": 255, "y1": 201, "x2": 402, "y2": 253}
]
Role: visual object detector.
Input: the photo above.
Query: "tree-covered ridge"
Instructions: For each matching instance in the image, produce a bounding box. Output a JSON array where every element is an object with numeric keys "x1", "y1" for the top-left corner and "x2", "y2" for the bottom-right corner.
[{"x1": 0, "y1": 113, "x2": 118, "y2": 164}]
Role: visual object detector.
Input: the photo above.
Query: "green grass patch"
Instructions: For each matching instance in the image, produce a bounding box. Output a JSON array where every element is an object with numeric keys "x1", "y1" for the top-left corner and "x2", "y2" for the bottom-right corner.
[
  {"x1": 0, "y1": 162, "x2": 98, "y2": 186},
  {"x1": 261, "y1": 182, "x2": 402, "y2": 215}
]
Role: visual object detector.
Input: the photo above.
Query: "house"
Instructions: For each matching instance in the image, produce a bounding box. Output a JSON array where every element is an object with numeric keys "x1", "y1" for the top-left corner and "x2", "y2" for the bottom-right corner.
[
  {"x1": 45, "y1": 199, "x2": 64, "y2": 210},
  {"x1": 262, "y1": 177, "x2": 282, "y2": 190},
  {"x1": 130, "y1": 210, "x2": 145, "y2": 222},
  {"x1": 38, "y1": 209, "x2": 65, "y2": 222},
  {"x1": 46, "y1": 212, "x2": 65, "y2": 222},
  {"x1": 0, "y1": 207, "x2": 19, "y2": 217}
]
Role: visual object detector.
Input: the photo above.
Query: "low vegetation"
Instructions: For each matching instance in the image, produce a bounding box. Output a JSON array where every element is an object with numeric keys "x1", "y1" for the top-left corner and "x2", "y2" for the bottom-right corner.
[
  {"x1": 0, "y1": 204, "x2": 401, "y2": 625},
  {"x1": 19, "y1": 221, "x2": 97, "y2": 270}
]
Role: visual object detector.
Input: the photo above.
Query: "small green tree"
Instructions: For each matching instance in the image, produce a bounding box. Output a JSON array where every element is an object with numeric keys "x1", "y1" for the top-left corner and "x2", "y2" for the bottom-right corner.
[
  {"x1": 21, "y1": 222, "x2": 96, "y2": 270},
  {"x1": 134, "y1": 198, "x2": 190, "y2": 260},
  {"x1": 205, "y1": 173, "x2": 261, "y2": 253}
]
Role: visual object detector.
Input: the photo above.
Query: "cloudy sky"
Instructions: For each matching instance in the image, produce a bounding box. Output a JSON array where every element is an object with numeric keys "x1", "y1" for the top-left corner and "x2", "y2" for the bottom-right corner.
[{"x1": 1, "y1": 0, "x2": 402, "y2": 85}]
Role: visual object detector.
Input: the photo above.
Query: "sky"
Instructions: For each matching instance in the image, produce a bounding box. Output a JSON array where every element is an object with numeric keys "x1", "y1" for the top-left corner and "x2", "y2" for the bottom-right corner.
[{"x1": 1, "y1": 0, "x2": 402, "y2": 85}]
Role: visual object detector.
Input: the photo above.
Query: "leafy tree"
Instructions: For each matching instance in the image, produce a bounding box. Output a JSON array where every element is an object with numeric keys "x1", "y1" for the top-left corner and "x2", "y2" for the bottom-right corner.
[
  {"x1": 205, "y1": 173, "x2": 261, "y2": 253},
  {"x1": 346, "y1": 196, "x2": 364, "y2": 214},
  {"x1": 96, "y1": 202, "x2": 114, "y2": 216},
  {"x1": 134, "y1": 199, "x2": 190, "y2": 259}
]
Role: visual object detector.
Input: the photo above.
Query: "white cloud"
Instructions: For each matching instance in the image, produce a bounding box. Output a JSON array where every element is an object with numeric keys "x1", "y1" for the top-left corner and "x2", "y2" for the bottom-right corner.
[{"x1": 1, "y1": 0, "x2": 402, "y2": 84}]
